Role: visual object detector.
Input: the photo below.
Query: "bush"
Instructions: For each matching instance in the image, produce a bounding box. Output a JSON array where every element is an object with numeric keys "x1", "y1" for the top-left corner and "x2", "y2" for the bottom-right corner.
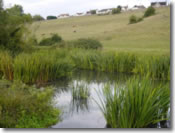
[
  {"x1": 0, "y1": 80, "x2": 60, "y2": 128},
  {"x1": 71, "y1": 38, "x2": 102, "y2": 50},
  {"x1": 129, "y1": 15, "x2": 137, "y2": 24},
  {"x1": 33, "y1": 14, "x2": 45, "y2": 21},
  {"x1": 144, "y1": 6, "x2": 155, "y2": 17},
  {"x1": 112, "y1": 8, "x2": 121, "y2": 14},
  {"x1": 39, "y1": 34, "x2": 62, "y2": 46},
  {"x1": 129, "y1": 15, "x2": 143, "y2": 24},
  {"x1": 47, "y1": 16, "x2": 57, "y2": 20}
]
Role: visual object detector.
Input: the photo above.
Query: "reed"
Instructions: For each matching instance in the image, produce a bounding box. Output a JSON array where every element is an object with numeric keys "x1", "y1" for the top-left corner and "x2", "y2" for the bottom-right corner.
[
  {"x1": 0, "y1": 51, "x2": 14, "y2": 80},
  {"x1": 14, "y1": 50, "x2": 74, "y2": 84},
  {"x1": 96, "y1": 78, "x2": 170, "y2": 128}
]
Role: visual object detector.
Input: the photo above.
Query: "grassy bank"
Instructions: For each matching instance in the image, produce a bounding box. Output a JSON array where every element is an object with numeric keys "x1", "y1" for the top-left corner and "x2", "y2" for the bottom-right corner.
[
  {"x1": 0, "y1": 80, "x2": 60, "y2": 128},
  {"x1": 32, "y1": 7, "x2": 170, "y2": 55},
  {"x1": 97, "y1": 78, "x2": 170, "y2": 128}
]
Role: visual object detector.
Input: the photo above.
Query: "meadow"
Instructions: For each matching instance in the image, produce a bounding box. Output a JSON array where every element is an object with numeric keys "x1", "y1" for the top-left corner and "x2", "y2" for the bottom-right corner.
[{"x1": 32, "y1": 7, "x2": 170, "y2": 55}]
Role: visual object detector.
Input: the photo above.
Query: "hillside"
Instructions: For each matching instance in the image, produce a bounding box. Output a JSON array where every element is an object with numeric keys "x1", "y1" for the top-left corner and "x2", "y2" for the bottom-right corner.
[{"x1": 32, "y1": 7, "x2": 170, "y2": 55}]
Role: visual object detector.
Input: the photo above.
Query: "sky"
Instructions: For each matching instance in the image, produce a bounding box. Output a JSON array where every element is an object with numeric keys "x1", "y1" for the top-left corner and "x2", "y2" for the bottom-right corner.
[{"x1": 3, "y1": 0, "x2": 170, "y2": 18}]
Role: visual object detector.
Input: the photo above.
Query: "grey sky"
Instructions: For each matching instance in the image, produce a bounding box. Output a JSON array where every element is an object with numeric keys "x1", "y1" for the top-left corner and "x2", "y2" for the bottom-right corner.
[{"x1": 4, "y1": 0, "x2": 169, "y2": 18}]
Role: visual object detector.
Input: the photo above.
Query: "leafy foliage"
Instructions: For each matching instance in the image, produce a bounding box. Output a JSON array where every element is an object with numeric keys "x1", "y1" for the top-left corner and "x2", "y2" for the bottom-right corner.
[
  {"x1": 33, "y1": 14, "x2": 45, "y2": 21},
  {"x1": 47, "y1": 16, "x2": 57, "y2": 20},
  {"x1": 39, "y1": 34, "x2": 62, "y2": 46},
  {"x1": 144, "y1": 6, "x2": 156, "y2": 17}
]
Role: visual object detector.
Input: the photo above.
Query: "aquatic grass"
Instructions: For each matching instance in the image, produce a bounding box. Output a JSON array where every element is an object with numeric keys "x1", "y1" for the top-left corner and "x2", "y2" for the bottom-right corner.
[
  {"x1": 72, "y1": 82, "x2": 90, "y2": 100},
  {"x1": 0, "y1": 51, "x2": 14, "y2": 80},
  {"x1": 96, "y1": 78, "x2": 170, "y2": 128},
  {"x1": 70, "y1": 49, "x2": 169, "y2": 80},
  {"x1": 14, "y1": 50, "x2": 74, "y2": 84}
]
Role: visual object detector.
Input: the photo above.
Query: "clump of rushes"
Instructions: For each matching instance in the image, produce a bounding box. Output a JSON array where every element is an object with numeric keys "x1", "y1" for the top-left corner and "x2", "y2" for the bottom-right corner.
[
  {"x1": 0, "y1": 51, "x2": 14, "y2": 80},
  {"x1": 0, "y1": 80, "x2": 60, "y2": 128},
  {"x1": 134, "y1": 55, "x2": 170, "y2": 80},
  {"x1": 14, "y1": 50, "x2": 74, "y2": 84},
  {"x1": 96, "y1": 78, "x2": 170, "y2": 128},
  {"x1": 72, "y1": 82, "x2": 90, "y2": 100}
]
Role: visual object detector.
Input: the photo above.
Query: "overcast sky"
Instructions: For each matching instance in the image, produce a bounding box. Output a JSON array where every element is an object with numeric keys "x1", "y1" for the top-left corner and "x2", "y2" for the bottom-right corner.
[{"x1": 4, "y1": 0, "x2": 170, "y2": 18}]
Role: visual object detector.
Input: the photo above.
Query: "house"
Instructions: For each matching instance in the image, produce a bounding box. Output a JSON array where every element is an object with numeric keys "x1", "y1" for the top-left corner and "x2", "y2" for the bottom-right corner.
[
  {"x1": 121, "y1": 5, "x2": 128, "y2": 11},
  {"x1": 76, "y1": 13, "x2": 85, "y2": 16},
  {"x1": 58, "y1": 14, "x2": 70, "y2": 19},
  {"x1": 86, "y1": 11, "x2": 91, "y2": 15},
  {"x1": 131, "y1": 5, "x2": 146, "y2": 10},
  {"x1": 151, "y1": 1, "x2": 167, "y2": 7},
  {"x1": 97, "y1": 8, "x2": 113, "y2": 15}
]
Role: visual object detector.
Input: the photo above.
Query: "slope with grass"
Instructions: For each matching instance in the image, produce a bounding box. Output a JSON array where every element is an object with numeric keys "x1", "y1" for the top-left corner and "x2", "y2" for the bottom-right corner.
[{"x1": 32, "y1": 7, "x2": 170, "y2": 55}]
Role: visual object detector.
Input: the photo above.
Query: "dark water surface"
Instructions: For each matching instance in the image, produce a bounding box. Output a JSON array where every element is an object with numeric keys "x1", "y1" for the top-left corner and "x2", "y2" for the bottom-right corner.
[{"x1": 50, "y1": 70, "x2": 169, "y2": 128}]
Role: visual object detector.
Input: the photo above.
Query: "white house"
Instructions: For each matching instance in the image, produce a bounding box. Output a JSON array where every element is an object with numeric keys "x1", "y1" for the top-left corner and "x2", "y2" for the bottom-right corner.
[
  {"x1": 151, "y1": 1, "x2": 168, "y2": 7},
  {"x1": 121, "y1": 5, "x2": 129, "y2": 11},
  {"x1": 75, "y1": 12, "x2": 85, "y2": 16},
  {"x1": 131, "y1": 5, "x2": 146, "y2": 10},
  {"x1": 58, "y1": 14, "x2": 70, "y2": 19},
  {"x1": 97, "y1": 8, "x2": 113, "y2": 15}
]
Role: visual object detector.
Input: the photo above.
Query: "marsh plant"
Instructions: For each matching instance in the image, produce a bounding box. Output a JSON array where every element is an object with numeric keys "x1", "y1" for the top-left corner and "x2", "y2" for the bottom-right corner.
[
  {"x1": 71, "y1": 82, "x2": 90, "y2": 113},
  {"x1": 96, "y1": 78, "x2": 170, "y2": 128},
  {"x1": 72, "y1": 82, "x2": 90, "y2": 100}
]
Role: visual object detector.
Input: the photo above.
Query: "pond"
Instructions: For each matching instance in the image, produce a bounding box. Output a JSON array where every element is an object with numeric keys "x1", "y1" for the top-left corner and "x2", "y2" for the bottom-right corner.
[{"x1": 50, "y1": 70, "x2": 170, "y2": 128}]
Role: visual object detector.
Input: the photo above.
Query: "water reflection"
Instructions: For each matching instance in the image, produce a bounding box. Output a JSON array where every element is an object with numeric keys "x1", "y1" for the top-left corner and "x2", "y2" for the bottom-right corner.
[{"x1": 51, "y1": 70, "x2": 170, "y2": 128}]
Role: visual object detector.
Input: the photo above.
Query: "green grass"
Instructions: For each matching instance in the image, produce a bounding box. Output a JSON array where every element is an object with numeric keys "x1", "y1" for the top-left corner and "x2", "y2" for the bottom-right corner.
[
  {"x1": 32, "y1": 7, "x2": 170, "y2": 55},
  {"x1": 96, "y1": 78, "x2": 170, "y2": 128}
]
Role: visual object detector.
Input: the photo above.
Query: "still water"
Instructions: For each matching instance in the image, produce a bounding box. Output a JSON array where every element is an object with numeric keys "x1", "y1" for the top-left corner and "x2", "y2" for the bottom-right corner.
[{"x1": 49, "y1": 70, "x2": 169, "y2": 128}]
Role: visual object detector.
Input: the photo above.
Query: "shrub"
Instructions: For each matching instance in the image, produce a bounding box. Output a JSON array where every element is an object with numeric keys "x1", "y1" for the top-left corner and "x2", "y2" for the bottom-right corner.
[
  {"x1": 144, "y1": 6, "x2": 155, "y2": 17},
  {"x1": 97, "y1": 78, "x2": 170, "y2": 128},
  {"x1": 90, "y1": 10, "x2": 96, "y2": 15},
  {"x1": 47, "y1": 16, "x2": 57, "y2": 20},
  {"x1": 71, "y1": 38, "x2": 102, "y2": 50},
  {"x1": 33, "y1": 14, "x2": 45, "y2": 21},
  {"x1": 129, "y1": 15, "x2": 137, "y2": 24},
  {"x1": 129, "y1": 15, "x2": 143, "y2": 24},
  {"x1": 0, "y1": 80, "x2": 60, "y2": 128},
  {"x1": 112, "y1": 8, "x2": 121, "y2": 14},
  {"x1": 39, "y1": 34, "x2": 62, "y2": 46}
]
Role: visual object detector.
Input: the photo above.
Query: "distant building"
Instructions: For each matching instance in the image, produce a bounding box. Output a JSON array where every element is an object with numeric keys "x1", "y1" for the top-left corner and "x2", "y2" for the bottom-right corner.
[
  {"x1": 151, "y1": 1, "x2": 167, "y2": 7},
  {"x1": 76, "y1": 12, "x2": 85, "y2": 16},
  {"x1": 86, "y1": 11, "x2": 91, "y2": 15},
  {"x1": 58, "y1": 14, "x2": 70, "y2": 18},
  {"x1": 131, "y1": 5, "x2": 146, "y2": 10},
  {"x1": 97, "y1": 8, "x2": 113, "y2": 15},
  {"x1": 121, "y1": 5, "x2": 128, "y2": 11}
]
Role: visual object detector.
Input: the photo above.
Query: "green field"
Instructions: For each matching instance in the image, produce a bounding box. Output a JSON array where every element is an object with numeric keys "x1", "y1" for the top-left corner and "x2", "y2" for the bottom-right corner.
[{"x1": 32, "y1": 7, "x2": 170, "y2": 55}]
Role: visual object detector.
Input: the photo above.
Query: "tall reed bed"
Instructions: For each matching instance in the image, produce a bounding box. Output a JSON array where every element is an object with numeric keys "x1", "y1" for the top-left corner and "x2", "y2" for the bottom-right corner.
[
  {"x1": 70, "y1": 49, "x2": 137, "y2": 73},
  {"x1": 70, "y1": 49, "x2": 170, "y2": 80},
  {"x1": 14, "y1": 50, "x2": 74, "y2": 84},
  {"x1": 134, "y1": 55, "x2": 170, "y2": 80},
  {"x1": 96, "y1": 78, "x2": 170, "y2": 128},
  {"x1": 0, "y1": 51, "x2": 14, "y2": 80}
]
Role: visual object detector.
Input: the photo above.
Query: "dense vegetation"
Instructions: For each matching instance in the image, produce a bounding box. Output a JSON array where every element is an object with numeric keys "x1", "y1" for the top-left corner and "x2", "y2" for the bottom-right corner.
[
  {"x1": 97, "y1": 78, "x2": 170, "y2": 128},
  {"x1": 39, "y1": 34, "x2": 62, "y2": 46},
  {"x1": 0, "y1": 80, "x2": 60, "y2": 128}
]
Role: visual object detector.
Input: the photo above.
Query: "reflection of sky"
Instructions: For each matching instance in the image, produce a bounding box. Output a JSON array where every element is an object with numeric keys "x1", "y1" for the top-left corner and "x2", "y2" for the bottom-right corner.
[{"x1": 52, "y1": 70, "x2": 133, "y2": 128}]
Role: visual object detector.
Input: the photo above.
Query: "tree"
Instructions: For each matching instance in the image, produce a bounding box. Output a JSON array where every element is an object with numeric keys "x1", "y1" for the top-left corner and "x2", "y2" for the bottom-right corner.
[
  {"x1": 144, "y1": 6, "x2": 155, "y2": 17},
  {"x1": 47, "y1": 16, "x2": 57, "y2": 20},
  {"x1": 90, "y1": 10, "x2": 96, "y2": 15},
  {"x1": 0, "y1": 0, "x2": 3, "y2": 10},
  {"x1": 33, "y1": 15, "x2": 45, "y2": 21},
  {"x1": 0, "y1": 1, "x2": 32, "y2": 54},
  {"x1": 6, "y1": 4, "x2": 24, "y2": 16}
]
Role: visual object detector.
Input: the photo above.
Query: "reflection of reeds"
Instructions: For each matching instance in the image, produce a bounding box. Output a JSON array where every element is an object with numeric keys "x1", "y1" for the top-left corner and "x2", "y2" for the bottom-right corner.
[
  {"x1": 96, "y1": 78, "x2": 170, "y2": 128},
  {"x1": 70, "y1": 82, "x2": 90, "y2": 113}
]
